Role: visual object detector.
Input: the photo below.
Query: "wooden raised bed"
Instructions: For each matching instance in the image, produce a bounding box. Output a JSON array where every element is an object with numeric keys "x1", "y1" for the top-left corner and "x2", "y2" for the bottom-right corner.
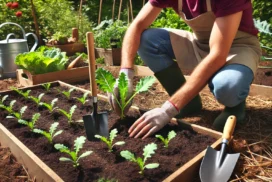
[{"x1": 0, "y1": 81, "x2": 223, "y2": 182}]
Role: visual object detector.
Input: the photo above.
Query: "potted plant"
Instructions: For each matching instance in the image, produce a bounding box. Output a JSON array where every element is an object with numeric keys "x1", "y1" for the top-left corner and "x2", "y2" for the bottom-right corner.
[{"x1": 94, "y1": 20, "x2": 128, "y2": 66}]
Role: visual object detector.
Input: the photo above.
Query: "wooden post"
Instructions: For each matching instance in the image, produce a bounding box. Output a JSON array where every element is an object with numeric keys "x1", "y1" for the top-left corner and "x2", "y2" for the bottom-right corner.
[
  {"x1": 72, "y1": 28, "x2": 79, "y2": 42},
  {"x1": 78, "y1": 0, "x2": 83, "y2": 32},
  {"x1": 30, "y1": 0, "x2": 41, "y2": 45},
  {"x1": 118, "y1": 0, "x2": 123, "y2": 20},
  {"x1": 143, "y1": 0, "x2": 145, "y2": 7},
  {"x1": 112, "y1": 0, "x2": 116, "y2": 20},
  {"x1": 129, "y1": 0, "x2": 134, "y2": 20},
  {"x1": 127, "y1": 2, "x2": 130, "y2": 23},
  {"x1": 98, "y1": 0, "x2": 103, "y2": 24}
]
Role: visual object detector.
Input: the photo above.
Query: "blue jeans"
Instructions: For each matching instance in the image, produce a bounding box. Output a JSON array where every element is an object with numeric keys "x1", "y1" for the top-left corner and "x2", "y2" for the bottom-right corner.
[{"x1": 138, "y1": 28, "x2": 253, "y2": 107}]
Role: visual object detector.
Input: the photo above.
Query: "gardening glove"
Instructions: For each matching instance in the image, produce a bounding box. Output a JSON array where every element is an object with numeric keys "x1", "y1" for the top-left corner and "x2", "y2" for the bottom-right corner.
[
  {"x1": 128, "y1": 100, "x2": 179, "y2": 139},
  {"x1": 108, "y1": 68, "x2": 134, "y2": 116}
]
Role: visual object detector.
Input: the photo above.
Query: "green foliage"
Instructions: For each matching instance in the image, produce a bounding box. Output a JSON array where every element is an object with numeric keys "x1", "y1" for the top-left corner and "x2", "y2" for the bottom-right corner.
[
  {"x1": 96, "y1": 57, "x2": 105, "y2": 64},
  {"x1": 58, "y1": 105, "x2": 82, "y2": 124},
  {"x1": 96, "y1": 68, "x2": 155, "y2": 118},
  {"x1": 0, "y1": 95, "x2": 9, "y2": 110},
  {"x1": 74, "y1": 92, "x2": 89, "y2": 105},
  {"x1": 6, "y1": 106, "x2": 27, "y2": 120},
  {"x1": 29, "y1": 93, "x2": 45, "y2": 105},
  {"x1": 10, "y1": 87, "x2": 31, "y2": 99},
  {"x1": 95, "y1": 128, "x2": 125, "y2": 152},
  {"x1": 58, "y1": 88, "x2": 75, "y2": 99},
  {"x1": 97, "y1": 178, "x2": 118, "y2": 182},
  {"x1": 42, "y1": 83, "x2": 51, "y2": 92},
  {"x1": 155, "y1": 130, "x2": 177, "y2": 148},
  {"x1": 15, "y1": 46, "x2": 69, "y2": 75},
  {"x1": 134, "y1": 54, "x2": 144, "y2": 66},
  {"x1": 0, "y1": 97, "x2": 16, "y2": 114},
  {"x1": 39, "y1": 98, "x2": 58, "y2": 113},
  {"x1": 33, "y1": 122, "x2": 63, "y2": 144},
  {"x1": 18, "y1": 113, "x2": 40, "y2": 131},
  {"x1": 120, "y1": 143, "x2": 159, "y2": 174},
  {"x1": 54, "y1": 136, "x2": 92, "y2": 167}
]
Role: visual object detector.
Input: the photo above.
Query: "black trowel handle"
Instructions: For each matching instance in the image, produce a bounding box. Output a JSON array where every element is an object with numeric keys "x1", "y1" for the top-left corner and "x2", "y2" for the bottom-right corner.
[
  {"x1": 222, "y1": 115, "x2": 237, "y2": 141},
  {"x1": 86, "y1": 32, "x2": 98, "y2": 98}
]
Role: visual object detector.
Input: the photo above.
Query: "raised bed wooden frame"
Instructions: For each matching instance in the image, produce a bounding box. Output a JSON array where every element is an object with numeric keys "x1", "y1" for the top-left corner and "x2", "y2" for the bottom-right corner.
[{"x1": 0, "y1": 81, "x2": 223, "y2": 182}]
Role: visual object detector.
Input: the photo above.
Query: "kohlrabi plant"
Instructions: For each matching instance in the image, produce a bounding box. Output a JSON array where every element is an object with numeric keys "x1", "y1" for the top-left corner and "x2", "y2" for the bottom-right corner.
[
  {"x1": 96, "y1": 68, "x2": 156, "y2": 119},
  {"x1": 29, "y1": 93, "x2": 45, "y2": 105},
  {"x1": 10, "y1": 87, "x2": 31, "y2": 99},
  {"x1": 58, "y1": 105, "x2": 82, "y2": 124},
  {"x1": 39, "y1": 98, "x2": 58, "y2": 113},
  {"x1": 54, "y1": 136, "x2": 92, "y2": 167},
  {"x1": 95, "y1": 128, "x2": 125, "y2": 152},
  {"x1": 120, "y1": 143, "x2": 159, "y2": 175},
  {"x1": 42, "y1": 83, "x2": 51, "y2": 92},
  {"x1": 74, "y1": 92, "x2": 89, "y2": 105},
  {"x1": 18, "y1": 113, "x2": 40, "y2": 131},
  {"x1": 6, "y1": 106, "x2": 27, "y2": 120},
  {"x1": 155, "y1": 130, "x2": 177, "y2": 148},
  {"x1": 0, "y1": 98, "x2": 16, "y2": 114},
  {"x1": 33, "y1": 122, "x2": 63, "y2": 144},
  {"x1": 58, "y1": 88, "x2": 75, "y2": 99}
]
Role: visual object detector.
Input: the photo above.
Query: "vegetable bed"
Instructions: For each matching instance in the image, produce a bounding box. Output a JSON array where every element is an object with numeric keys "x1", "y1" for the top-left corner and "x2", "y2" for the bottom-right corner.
[{"x1": 0, "y1": 82, "x2": 221, "y2": 182}]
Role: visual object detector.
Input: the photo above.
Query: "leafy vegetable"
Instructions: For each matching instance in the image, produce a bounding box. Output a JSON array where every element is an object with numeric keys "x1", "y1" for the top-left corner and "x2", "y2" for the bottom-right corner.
[
  {"x1": 0, "y1": 98, "x2": 16, "y2": 114},
  {"x1": 42, "y1": 83, "x2": 51, "y2": 92},
  {"x1": 6, "y1": 106, "x2": 27, "y2": 120},
  {"x1": 155, "y1": 130, "x2": 177, "y2": 148},
  {"x1": 39, "y1": 98, "x2": 58, "y2": 113},
  {"x1": 33, "y1": 122, "x2": 63, "y2": 144},
  {"x1": 96, "y1": 68, "x2": 155, "y2": 119},
  {"x1": 58, "y1": 88, "x2": 75, "y2": 99},
  {"x1": 74, "y1": 92, "x2": 89, "y2": 105},
  {"x1": 29, "y1": 93, "x2": 45, "y2": 105},
  {"x1": 18, "y1": 113, "x2": 40, "y2": 131},
  {"x1": 10, "y1": 87, "x2": 31, "y2": 99},
  {"x1": 95, "y1": 128, "x2": 125, "y2": 152},
  {"x1": 54, "y1": 136, "x2": 92, "y2": 167},
  {"x1": 120, "y1": 143, "x2": 159, "y2": 174},
  {"x1": 58, "y1": 105, "x2": 82, "y2": 124}
]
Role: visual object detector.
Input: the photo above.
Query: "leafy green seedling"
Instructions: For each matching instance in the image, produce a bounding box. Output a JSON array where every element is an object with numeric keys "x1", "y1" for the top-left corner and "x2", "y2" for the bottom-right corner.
[
  {"x1": 0, "y1": 99, "x2": 16, "y2": 113},
  {"x1": 39, "y1": 98, "x2": 58, "y2": 113},
  {"x1": 58, "y1": 88, "x2": 75, "y2": 99},
  {"x1": 29, "y1": 93, "x2": 45, "y2": 105},
  {"x1": 42, "y1": 83, "x2": 51, "y2": 92},
  {"x1": 18, "y1": 113, "x2": 40, "y2": 131},
  {"x1": 54, "y1": 136, "x2": 92, "y2": 167},
  {"x1": 97, "y1": 178, "x2": 118, "y2": 182},
  {"x1": 0, "y1": 95, "x2": 8, "y2": 105},
  {"x1": 6, "y1": 106, "x2": 27, "y2": 120},
  {"x1": 96, "y1": 68, "x2": 155, "y2": 119},
  {"x1": 155, "y1": 130, "x2": 177, "y2": 148},
  {"x1": 10, "y1": 87, "x2": 31, "y2": 99},
  {"x1": 58, "y1": 105, "x2": 82, "y2": 124},
  {"x1": 33, "y1": 122, "x2": 63, "y2": 144},
  {"x1": 120, "y1": 143, "x2": 159, "y2": 175},
  {"x1": 95, "y1": 128, "x2": 125, "y2": 152},
  {"x1": 74, "y1": 92, "x2": 89, "y2": 105}
]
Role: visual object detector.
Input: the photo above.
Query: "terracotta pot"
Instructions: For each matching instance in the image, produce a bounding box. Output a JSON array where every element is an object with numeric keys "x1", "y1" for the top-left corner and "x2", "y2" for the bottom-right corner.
[{"x1": 95, "y1": 47, "x2": 121, "y2": 66}]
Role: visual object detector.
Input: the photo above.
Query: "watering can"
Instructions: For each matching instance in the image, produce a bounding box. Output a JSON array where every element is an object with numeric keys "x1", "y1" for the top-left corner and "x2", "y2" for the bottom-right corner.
[{"x1": 0, "y1": 22, "x2": 38, "y2": 78}]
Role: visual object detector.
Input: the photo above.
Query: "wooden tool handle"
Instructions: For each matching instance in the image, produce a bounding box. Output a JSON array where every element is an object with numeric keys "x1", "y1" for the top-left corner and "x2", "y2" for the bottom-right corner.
[
  {"x1": 67, "y1": 54, "x2": 82, "y2": 70},
  {"x1": 222, "y1": 115, "x2": 237, "y2": 141},
  {"x1": 86, "y1": 32, "x2": 97, "y2": 97}
]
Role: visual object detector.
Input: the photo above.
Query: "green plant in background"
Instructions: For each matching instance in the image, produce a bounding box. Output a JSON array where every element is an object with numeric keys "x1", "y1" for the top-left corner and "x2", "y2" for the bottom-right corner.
[
  {"x1": 95, "y1": 128, "x2": 125, "y2": 152},
  {"x1": 134, "y1": 54, "x2": 144, "y2": 66},
  {"x1": 54, "y1": 136, "x2": 92, "y2": 167},
  {"x1": 42, "y1": 83, "x2": 51, "y2": 92},
  {"x1": 18, "y1": 113, "x2": 40, "y2": 131},
  {"x1": 155, "y1": 130, "x2": 177, "y2": 148},
  {"x1": 51, "y1": 31, "x2": 69, "y2": 44},
  {"x1": 96, "y1": 68, "x2": 156, "y2": 119},
  {"x1": 10, "y1": 87, "x2": 31, "y2": 99},
  {"x1": 120, "y1": 143, "x2": 159, "y2": 175},
  {"x1": 96, "y1": 57, "x2": 105, "y2": 64},
  {"x1": 29, "y1": 93, "x2": 45, "y2": 105},
  {"x1": 33, "y1": 122, "x2": 63, "y2": 144},
  {"x1": 74, "y1": 92, "x2": 89, "y2": 105},
  {"x1": 39, "y1": 98, "x2": 58, "y2": 113},
  {"x1": 6, "y1": 106, "x2": 27, "y2": 120},
  {"x1": 58, "y1": 88, "x2": 75, "y2": 99}
]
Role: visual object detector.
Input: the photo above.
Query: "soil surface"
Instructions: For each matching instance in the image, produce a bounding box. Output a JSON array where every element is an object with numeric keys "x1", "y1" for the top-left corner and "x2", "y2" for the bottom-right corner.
[{"x1": 0, "y1": 85, "x2": 216, "y2": 182}]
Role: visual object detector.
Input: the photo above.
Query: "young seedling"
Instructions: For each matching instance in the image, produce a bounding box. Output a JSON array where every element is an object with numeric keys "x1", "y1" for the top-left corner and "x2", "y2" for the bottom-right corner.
[
  {"x1": 96, "y1": 68, "x2": 156, "y2": 119},
  {"x1": 0, "y1": 98, "x2": 16, "y2": 114},
  {"x1": 95, "y1": 128, "x2": 125, "y2": 152},
  {"x1": 58, "y1": 105, "x2": 82, "y2": 124},
  {"x1": 54, "y1": 136, "x2": 92, "y2": 167},
  {"x1": 18, "y1": 113, "x2": 40, "y2": 131},
  {"x1": 29, "y1": 93, "x2": 45, "y2": 105},
  {"x1": 6, "y1": 106, "x2": 27, "y2": 120},
  {"x1": 0, "y1": 95, "x2": 10, "y2": 111},
  {"x1": 39, "y1": 98, "x2": 58, "y2": 113},
  {"x1": 74, "y1": 92, "x2": 89, "y2": 105},
  {"x1": 10, "y1": 87, "x2": 31, "y2": 99},
  {"x1": 155, "y1": 130, "x2": 177, "y2": 148},
  {"x1": 120, "y1": 143, "x2": 159, "y2": 175},
  {"x1": 58, "y1": 88, "x2": 75, "y2": 99},
  {"x1": 42, "y1": 83, "x2": 51, "y2": 92},
  {"x1": 33, "y1": 122, "x2": 63, "y2": 144}
]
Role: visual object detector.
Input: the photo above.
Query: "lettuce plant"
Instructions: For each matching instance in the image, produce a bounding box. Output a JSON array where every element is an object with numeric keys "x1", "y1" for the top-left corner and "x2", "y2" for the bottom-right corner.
[
  {"x1": 155, "y1": 130, "x2": 177, "y2": 148},
  {"x1": 10, "y1": 87, "x2": 31, "y2": 99},
  {"x1": 58, "y1": 88, "x2": 75, "y2": 99},
  {"x1": 58, "y1": 105, "x2": 82, "y2": 124},
  {"x1": 39, "y1": 98, "x2": 58, "y2": 113},
  {"x1": 42, "y1": 83, "x2": 51, "y2": 92},
  {"x1": 120, "y1": 143, "x2": 159, "y2": 174},
  {"x1": 96, "y1": 68, "x2": 156, "y2": 119},
  {"x1": 33, "y1": 122, "x2": 63, "y2": 144},
  {"x1": 95, "y1": 128, "x2": 125, "y2": 152},
  {"x1": 54, "y1": 136, "x2": 92, "y2": 167},
  {"x1": 6, "y1": 106, "x2": 27, "y2": 120},
  {"x1": 18, "y1": 113, "x2": 40, "y2": 131},
  {"x1": 29, "y1": 93, "x2": 45, "y2": 105},
  {"x1": 74, "y1": 92, "x2": 89, "y2": 105}
]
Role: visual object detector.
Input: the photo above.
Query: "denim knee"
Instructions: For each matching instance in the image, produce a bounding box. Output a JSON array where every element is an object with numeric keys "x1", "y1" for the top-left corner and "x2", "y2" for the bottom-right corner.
[{"x1": 209, "y1": 64, "x2": 253, "y2": 107}]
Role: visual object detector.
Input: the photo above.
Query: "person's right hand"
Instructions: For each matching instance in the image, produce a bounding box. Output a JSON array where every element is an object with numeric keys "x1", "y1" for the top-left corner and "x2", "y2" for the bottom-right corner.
[{"x1": 108, "y1": 68, "x2": 134, "y2": 116}]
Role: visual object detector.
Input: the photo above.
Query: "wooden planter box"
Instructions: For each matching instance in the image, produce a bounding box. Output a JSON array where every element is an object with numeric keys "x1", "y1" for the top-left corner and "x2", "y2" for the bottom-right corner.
[
  {"x1": 16, "y1": 67, "x2": 89, "y2": 87},
  {"x1": 0, "y1": 81, "x2": 224, "y2": 182},
  {"x1": 46, "y1": 43, "x2": 85, "y2": 56},
  {"x1": 95, "y1": 48, "x2": 121, "y2": 66}
]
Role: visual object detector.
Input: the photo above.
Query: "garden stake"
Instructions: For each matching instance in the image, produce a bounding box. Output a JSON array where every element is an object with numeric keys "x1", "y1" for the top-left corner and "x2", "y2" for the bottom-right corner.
[
  {"x1": 83, "y1": 32, "x2": 108, "y2": 141},
  {"x1": 200, "y1": 115, "x2": 240, "y2": 182}
]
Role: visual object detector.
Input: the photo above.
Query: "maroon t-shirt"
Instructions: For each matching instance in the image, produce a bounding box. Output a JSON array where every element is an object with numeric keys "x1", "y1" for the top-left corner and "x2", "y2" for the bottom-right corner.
[{"x1": 149, "y1": 0, "x2": 258, "y2": 36}]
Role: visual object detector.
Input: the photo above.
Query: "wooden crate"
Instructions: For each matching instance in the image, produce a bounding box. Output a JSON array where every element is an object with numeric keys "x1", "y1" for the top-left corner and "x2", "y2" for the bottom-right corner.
[{"x1": 0, "y1": 81, "x2": 223, "y2": 182}]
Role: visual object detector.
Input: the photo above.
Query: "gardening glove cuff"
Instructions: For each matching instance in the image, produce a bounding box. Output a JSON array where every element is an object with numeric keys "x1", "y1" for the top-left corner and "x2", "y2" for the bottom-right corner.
[{"x1": 161, "y1": 101, "x2": 179, "y2": 119}]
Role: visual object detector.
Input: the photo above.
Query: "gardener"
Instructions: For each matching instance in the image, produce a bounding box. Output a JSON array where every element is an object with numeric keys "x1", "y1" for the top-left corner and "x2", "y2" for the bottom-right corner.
[{"x1": 109, "y1": 0, "x2": 261, "y2": 138}]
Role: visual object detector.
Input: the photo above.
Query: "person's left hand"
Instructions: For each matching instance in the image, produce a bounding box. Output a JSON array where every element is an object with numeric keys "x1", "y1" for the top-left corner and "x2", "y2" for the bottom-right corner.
[{"x1": 128, "y1": 101, "x2": 179, "y2": 139}]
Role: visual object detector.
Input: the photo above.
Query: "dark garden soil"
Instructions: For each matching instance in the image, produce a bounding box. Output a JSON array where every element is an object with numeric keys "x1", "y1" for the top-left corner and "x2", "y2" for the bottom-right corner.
[{"x1": 0, "y1": 85, "x2": 216, "y2": 182}]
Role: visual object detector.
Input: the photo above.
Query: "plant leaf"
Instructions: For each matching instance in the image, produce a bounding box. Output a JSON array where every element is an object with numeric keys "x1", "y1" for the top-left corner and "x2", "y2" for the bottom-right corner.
[
  {"x1": 95, "y1": 68, "x2": 116, "y2": 93},
  {"x1": 74, "y1": 136, "x2": 86, "y2": 155},
  {"x1": 118, "y1": 73, "x2": 128, "y2": 107},
  {"x1": 145, "y1": 163, "x2": 159, "y2": 169},
  {"x1": 109, "y1": 128, "x2": 118, "y2": 143},
  {"x1": 135, "y1": 76, "x2": 156, "y2": 93},
  {"x1": 114, "y1": 141, "x2": 125, "y2": 146},
  {"x1": 120, "y1": 150, "x2": 135, "y2": 161},
  {"x1": 59, "y1": 157, "x2": 73, "y2": 162},
  {"x1": 143, "y1": 143, "x2": 157, "y2": 163},
  {"x1": 49, "y1": 122, "x2": 59, "y2": 135},
  {"x1": 53, "y1": 130, "x2": 63, "y2": 138},
  {"x1": 77, "y1": 151, "x2": 93, "y2": 161},
  {"x1": 168, "y1": 130, "x2": 177, "y2": 141}
]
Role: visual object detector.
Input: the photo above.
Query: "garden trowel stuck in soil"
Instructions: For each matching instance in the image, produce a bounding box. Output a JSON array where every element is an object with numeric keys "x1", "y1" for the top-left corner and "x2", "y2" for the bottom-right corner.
[
  {"x1": 83, "y1": 32, "x2": 108, "y2": 141},
  {"x1": 200, "y1": 115, "x2": 240, "y2": 182}
]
